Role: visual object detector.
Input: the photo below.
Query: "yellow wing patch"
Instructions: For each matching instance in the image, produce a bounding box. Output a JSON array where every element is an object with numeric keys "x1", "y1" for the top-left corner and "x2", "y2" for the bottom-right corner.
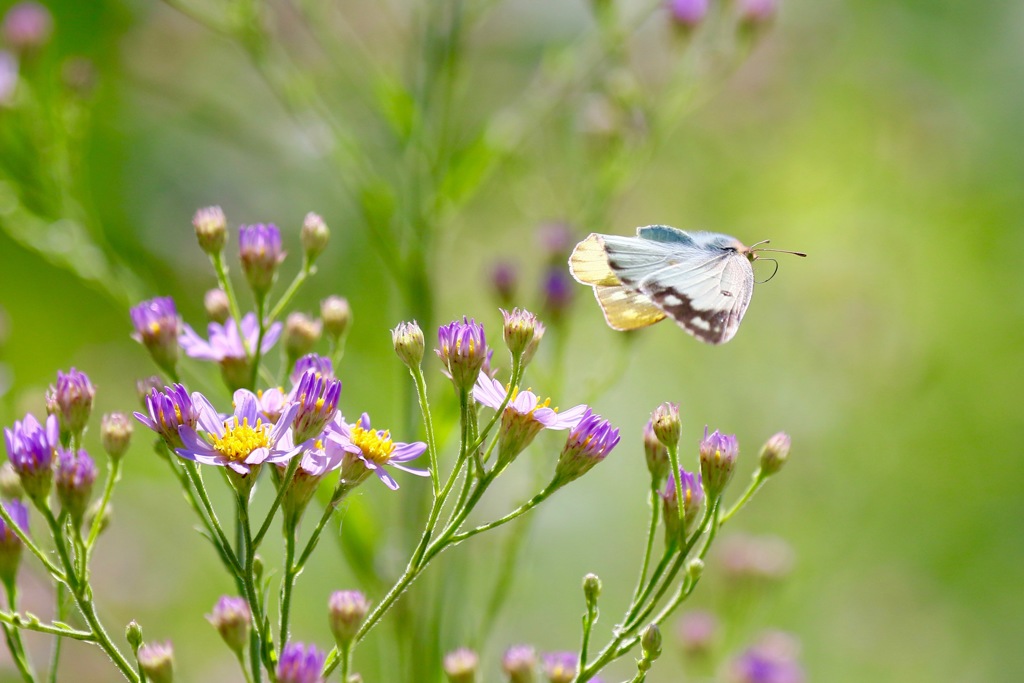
[
  {"x1": 593, "y1": 285, "x2": 667, "y2": 331},
  {"x1": 569, "y1": 234, "x2": 620, "y2": 287}
]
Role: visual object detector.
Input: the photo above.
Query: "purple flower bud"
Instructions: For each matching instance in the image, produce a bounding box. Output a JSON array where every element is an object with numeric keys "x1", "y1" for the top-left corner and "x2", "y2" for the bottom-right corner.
[
  {"x1": 320, "y1": 296, "x2": 351, "y2": 341},
  {"x1": 204, "y1": 288, "x2": 230, "y2": 323},
  {"x1": 490, "y1": 261, "x2": 518, "y2": 306},
  {"x1": 444, "y1": 648, "x2": 479, "y2": 683},
  {"x1": 130, "y1": 297, "x2": 180, "y2": 374},
  {"x1": 677, "y1": 610, "x2": 718, "y2": 657},
  {"x1": 738, "y1": 0, "x2": 778, "y2": 30},
  {"x1": 133, "y1": 384, "x2": 198, "y2": 450},
  {"x1": 277, "y1": 642, "x2": 325, "y2": 683},
  {"x1": 541, "y1": 652, "x2": 578, "y2": 683},
  {"x1": 502, "y1": 645, "x2": 537, "y2": 683},
  {"x1": 301, "y1": 212, "x2": 329, "y2": 262},
  {"x1": 46, "y1": 368, "x2": 95, "y2": 438},
  {"x1": 436, "y1": 318, "x2": 488, "y2": 392},
  {"x1": 55, "y1": 448, "x2": 96, "y2": 527},
  {"x1": 650, "y1": 402, "x2": 681, "y2": 449},
  {"x1": 541, "y1": 268, "x2": 574, "y2": 322},
  {"x1": 192, "y1": 206, "x2": 227, "y2": 255},
  {"x1": 137, "y1": 642, "x2": 174, "y2": 683},
  {"x1": 758, "y1": 431, "x2": 791, "y2": 476},
  {"x1": 206, "y1": 596, "x2": 250, "y2": 655},
  {"x1": 100, "y1": 413, "x2": 133, "y2": 461},
  {"x1": 285, "y1": 312, "x2": 322, "y2": 364},
  {"x1": 290, "y1": 354, "x2": 334, "y2": 385},
  {"x1": 698, "y1": 428, "x2": 739, "y2": 498},
  {"x1": 392, "y1": 320, "x2": 425, "y2": 369},
  {"x1": 239, "y1": 223, "x2": 284, "y2": 297},
  {"x1": 2, "y1": 2, "x2": 52, "y2": 52},
  {"x1": 643, "y1": 420, "x2": 669, "y2": 483},
  {"x1": 328, "y1": 590, "x2": 370, "y2": 648},
  {"x1": 501, "y1": 308, "x2": 543, "y2": 363},
  {"x1": 291, "y1": 370, "x2": 341, "y2": 443},
  {"x1": 4, "y1": 413, "x2": 57, "y2": 502},
  {"x1": 552, "y1": 410, "x2": 619, "y2": 487},
  {"x1": 0, "y1": 499, "x2": 29, "y2": 588},
  {"x1": 660, "y1": 468, "x2": 704, "y2": 542},
  {"x1": 668, "y1": 0, "x2": 708, "y2": 29}
]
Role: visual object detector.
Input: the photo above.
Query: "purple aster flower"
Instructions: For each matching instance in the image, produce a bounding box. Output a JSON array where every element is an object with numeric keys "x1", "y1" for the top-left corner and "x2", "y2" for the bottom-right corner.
[
  {"x1": 271, "y1": 423, "x2": 347, "y2": 519},
  {"x1": 133, "y1": 384, "x2": 199, "y2": 450},
  {"x1": 207, "y1": 595, "x2": 250, "y2": 655},
  {"x1": 436, "y1": 318, "x2": 488, "y2": 391},
  {"x1": 759, "y1": 431, "x2": 791, "y2": 475},
  {"x1": 290, "y1": 370, "x2": 341, "y2": 443},
  {"x1": 541, "y1": 651, "x2": 578, "y2": 683},
  {"x1": 328, "y1": 590, "x2": 370, "y2": 648},
  {"x1": 327, "y1": 413, "x2": 428, "y2": 491},
  {"x1": 276, "y1": 642, "x2": 325, "y2": 683},
  {"x1": 650, "y1": 401, "x2": 681, "y2": 449},
  {"x1": 668, "y1": 0, "x2": 708, "y2": 29},
  {"x1": 100, "y1": 412, "x2": 133, "y2": 460},
  {"x1": 130, "y1": 297, "x2": 180, "y2": 374},
  {"x1": 55, "y1": 448, "x2": 97, "y2": 527},
  {"x1": 443, "y1": 647, "x2": 479, "y2": 683},
  {"x1": 46, "y1": 368, "x2": 95, "y2": 438},
  {"x1": 290, "y1": 353, "x2": 334, "y2": 385},
  {"x1": 541, "y1": 268, "x2": 573, "y2": 322},
  {"x1": 660, "y1": 468, "x2": 704, "y2": 541},
  {"x1": 729, "y1": 632, "x2": 804, "y2": 683},
  {"x1": 473, "y1": 376, "x2": 588, "y2": 469},
  {"x1": 699, "y1": 428, "x2": 739, "y2": 498},
  {"x1": 137, "y1": 642, "x2": 174, "y2": 683},
  {"x1": 502, "y1": 645, "x2": 537, "y2": 683},
  {"x1": 4, "y1": 413, "x2": 57, "y2": 501},
  {"x1": 2, "y1": 2, "x2": 52, "y2": 51},
  {"x1": 0, "y1": 50, "x2": 17, "y2": 105},
  {"x1": 176, "y1": 389, "x2": 298, "y2": 476},
  {"x1": 301, "y1": 211, "x2": 329, "y2": 262},
  {"x1": 239, "y1": 223, "x2": 285, "y2": 296},
  {"x1": 0, "y1": 498, "x2": 29, "y2": 587},
  {"x1": 180, "y1": 313, "x2": 281, "y2": 363},
  {"x1": 552, "y1": 410, "x2": 620, "y2": 488}
]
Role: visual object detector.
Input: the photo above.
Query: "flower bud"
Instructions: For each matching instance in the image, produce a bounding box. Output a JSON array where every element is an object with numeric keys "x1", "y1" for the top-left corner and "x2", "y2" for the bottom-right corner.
[
  {"x1": 137, "y1": 642, "x2": 174, "y2": 683},
  {"x1": 541, "y1": 652, "x2": 578, "y2": 683},
  {"x1": 677, "y1": 610, "x2": 718, "y2": 657},
  {"x1": 582, "y1": 573, "x2": 601, "y2": 609},
  {"x1": 552, "y1": 410, "x2": 619, "y2": 488},
  {"x1": 130, "y1": 298, "x2": 180, "y2": 375},
  {"x1": 125, "y1": 620, "x2": 144, "y2": 652},
  {"x1": 443, "y1": 647, "x2": 479, "y2": 683},
  {"x1": 284, "y1": 313, "x2": 322, "y2": 365},
  {"x1": 2, "y1": 2, "x2": 52, "y2": 52},
  {"x1": 329, "y1": 590, "x2": 370, "y2": 649},
  {"x1": 277, "y1": 642, "x2": 325, "y2": 683},
  {"x1": 0, "y1": 463, "x2": 23, "y2": 500},
  {"x1": 501, "y1": 308, "x2": 541, "y2": 362},
  {"x1": 55, "y1": 448, "x2": 96, "y2": 528},
  {"x1": 46, "y1": 368, "x2": 95, "y2": 439},
  {"x1": 204, "y1": 288, "x2": 230, "y2": 323},
  {"x1": 300, "y1": 212, "x2": 329, "y2": 263},
  {"x1": 100, "y1": 413, "x2": 133, "y2": 460},
  {"x1": 668, "y1": 0, "x2": 708, "y2": 32},
  {"x1": 239, "y1": 223, "x2": 284, "y2": 298},
  {"x1": 490, "y1": 261, "x2": 518, "y2": 307},
  {"x1": 4, "y1": 413, "x2": 57, "y2": 503},
  {"x1": 136, "y1": 376, "x2": 163, "y2": 407},
  {"x1": 192, "y1": 206, "x2": 227, "y2": 255},
  {"x1": 643, "y1": 420, "x2": 669, "y2": 484},
  {"x1": 321, "y1": 295, "x2": 352, "y2": 341},
  {"x1": 392, "y1": 321, "x2": 425, "y2": 369},
  {"x1": 0, "y1": 499, "x2": 29, "y2": 590},
  {"x1": 641, "y1": 623, "x2": 662, "y2": 662},
  {"x1": 502, "y1": 645, "x2": 537, "y2": 683},
  {"x1": 291, "y1": 370, "x2": 341, "y2": 443},
  {"x1": 650, "y1": 402, "x2": 681, "y2": 450},
  {"x1": 698, "y1": 429, "x2": 738, "y2": 499},
  {"x1": 758, "y1": 431, "x2": 791, "y2": 476},
  {"x1": 738, "y1": 0, "x2": 777, "y2": 37},
  {"x1": 436, "y1": 318, "x2": 488, "y2": 392},
  {"x1": 207, "y1": 596, "x2": 251, "y2": 655},
  {"x1": 686, "y1": 558, "x2": 704, "y2": 582},
  {"x1": 660, "y1": 468, "x2": 704, "y2": 542}
]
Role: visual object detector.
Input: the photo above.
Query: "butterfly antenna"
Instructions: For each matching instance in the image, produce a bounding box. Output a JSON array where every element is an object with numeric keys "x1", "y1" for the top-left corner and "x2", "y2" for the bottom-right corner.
[
  {"x1": 754, "y1": 246, "x2": 808, "y2": 258},
  {"x1": 755, "y1": 257, "x2": 779, "y2": 284}
]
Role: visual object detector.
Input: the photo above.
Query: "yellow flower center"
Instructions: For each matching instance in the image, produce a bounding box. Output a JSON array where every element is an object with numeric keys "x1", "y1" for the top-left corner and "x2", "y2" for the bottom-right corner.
[
  {"x1": 504, "y1": 385, "x2": 553, "y2": 418},
  {"x1": 350, "y1": 425, "x2": 395, "y2": 465},
  {"x1": 211, "y1": 417, "x2": 270, "y2": 461}
]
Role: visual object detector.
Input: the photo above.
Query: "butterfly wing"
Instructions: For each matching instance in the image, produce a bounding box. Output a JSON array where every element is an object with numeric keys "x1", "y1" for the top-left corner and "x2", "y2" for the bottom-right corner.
[
  {"x1": 592, "y1": 285, "x2": 667, "y2": 330},
  {"x1": 638, "y1": 252, "x2": 754, "y2": 345},
  {"x1": 569, "y1": 234, "x2": 621, "y2": 287}
]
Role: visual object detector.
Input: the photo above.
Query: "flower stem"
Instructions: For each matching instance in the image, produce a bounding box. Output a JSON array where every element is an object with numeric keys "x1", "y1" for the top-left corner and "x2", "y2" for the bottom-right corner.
[
  {"x1": 253, "y1": 458, "x2": 301, "y2": 548},
  {"x1": 277, "y1": 521, "x2": 298, "y2": 654},
  {"x1": 0, "y1": 503, "x2": 64, "y2": 580},
  {"x1": 211, "y1": 252, "x2": 250, "y2": 355},
  {"x1": 409, "y1": 364, "x2": 440, "y2": 496},
  {"x1": 268, "y1": 259, "x2": 311, "y2": 322},
  {"x1": 237, "y1": 493, "x2": 276, "y2": 675},
  {"x1": 718, "y1": 469, "x2": 767, "y2": 526},
  {"x1": 2, "y1": 584, "x2": 35, "y2": 683},
  {"x1": 85, "y1": 457, "x2": 122, "y2": 556},
  {"x1": 665, "y1": 442, "x2": 685, "y2": 531},
  {"x1": 249, "y1": 294, "x2": 267, "y2": 390},
  {"x1": 46, "y1": 583, "x2": 67, "y2": 683},
  {"x1": 294, "y1": 480, "x2": 354, "y2": 571},
  {"x1": 628, "y1": 484, "x2": 662, "y2": 607},
  {"x1": 181, "y1": 461, "x2": 243, "y2": 576}
]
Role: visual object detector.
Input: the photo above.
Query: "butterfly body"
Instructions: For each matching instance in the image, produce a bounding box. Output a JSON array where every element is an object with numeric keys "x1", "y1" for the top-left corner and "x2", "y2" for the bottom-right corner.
[{"x1": 569, "y1": 225, "x2": 762, "y2": 345}]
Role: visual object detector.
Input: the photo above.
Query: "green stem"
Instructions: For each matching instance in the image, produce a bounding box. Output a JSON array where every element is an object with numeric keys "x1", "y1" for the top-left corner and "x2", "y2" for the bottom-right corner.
[
  {"x1": 253, "y1": 458, "x2": 302, "y2": 548},
  {"x1": 0, "y1": 504, "x2": 64, "y2": 580},
  {"x1": 665, "y1": 442, "x2": 685, "y2": 532},
  {"x1": 211, "y1": 252, "x2": 249, "y2": 354},
  {"x1": 628, "y1": 485, "x2": 662, "y2": 607},
  {"x1": 468, "y1": 356, "x2": 522, "y2": 453},
  {"x1": 268, "y1": 260, "x2": 311, "y2": 322},
  {"x1": 409, "y1": 365, "x2": 441, "y2": 496},
  {"x1": 718, "y1": 470, "x2": 767, "y2": 526},
  {"x1": 442, "y1": 483, "x2": 556, "y2": 548},
  {"x1": 278, "y1": 523, "x2": 298, "y2": 654},
  {"x1": 237, "y1": 493, "x2": 276, "y2": 675},
  {"x1": 181, "y1": 462, "x2": 243, "y2": 576},
  {"x1": 249, "y1": 294, "x2": 267, "y2": 390},
  {"x1": 294, "y1": 480, "x2": 354, "y2": 571},
  {"x1": 86, "y1": 457, "x2": 122, "y2": 555},
  {"x1": 46, "y1": 584, "x2": 67, "y2": 683},
  {"x1": 3, "y1": 584, "x2": 35, "y2": 683},
  {"x1": 0, "y1": 611, "x2": 94, "y2": 641}
]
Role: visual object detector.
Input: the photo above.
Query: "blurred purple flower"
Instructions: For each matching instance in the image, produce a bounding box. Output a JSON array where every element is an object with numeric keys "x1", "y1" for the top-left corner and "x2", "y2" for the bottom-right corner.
[
  {"x1": 290, "y1": 353, "x2": 334, "y2": 384},
  {"x1": 240, "y1": 223, "x2": 285, "y2": 295},
  {"x1": 130, "y1": 297, "x2": 180, "y2": 372},
  {"x1": 276, "y1": 642, "x2": 325, "y2": 683},
  {"x1": 179, "y1": 313, "x2": 281, "y2": 363},
  {"x1": 2, "y1": 2, "x2": 52, "y2": 51},
  {"x1": 668, "y1": 0, "x2": 708, "y2": 28},
  {"x1": 729, "y1": 632, "x2": 804, "y2": 683},
  {"x1": 541, "y1": 651, "x2": 578, "y2": 683}
]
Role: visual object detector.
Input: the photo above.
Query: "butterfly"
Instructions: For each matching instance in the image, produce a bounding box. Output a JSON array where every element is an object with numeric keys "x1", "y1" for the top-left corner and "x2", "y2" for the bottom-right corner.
[{"x1": 568, "y1": 225, "x2": 805, "y2": 344}]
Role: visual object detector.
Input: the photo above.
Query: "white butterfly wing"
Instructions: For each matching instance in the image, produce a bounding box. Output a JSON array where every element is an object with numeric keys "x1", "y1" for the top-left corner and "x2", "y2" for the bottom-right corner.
[{"x1": 638, "y1": 252, "x2": 754, "y2": 345}]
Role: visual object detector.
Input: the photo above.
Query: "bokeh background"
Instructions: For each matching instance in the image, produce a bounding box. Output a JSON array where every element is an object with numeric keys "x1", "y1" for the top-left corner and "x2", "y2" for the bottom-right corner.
[{"x1": 1, "y1": 0, "x2": 1021, "y2": 681}]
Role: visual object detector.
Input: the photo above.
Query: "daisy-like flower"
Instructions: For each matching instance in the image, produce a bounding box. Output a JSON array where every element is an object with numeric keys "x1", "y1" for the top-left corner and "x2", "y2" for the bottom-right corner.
[
  {"x1": 290, "y1": 370, "x2": 341, "y2": 443},
  {"x1": 436, "y1": 318, "x2": 488, "y2": 391},
  {"x1": 551, "y1": 409, "x2": 620, "y2": 488},
  {"x1": 179, "y1": 313, "x2": 282, "y2": 390},
  {"x1": 473, "y1": 376, "x2": 588, "y2": 469},
  {"x1": 176, "y1": 389, "x2": 298, "y2": 476},
  {"x1": 328, "y1": 413, "x2": 428, "y2": 490},
  {"x1": 134, "y1": 384, "x2": 198, "y2": 450}
]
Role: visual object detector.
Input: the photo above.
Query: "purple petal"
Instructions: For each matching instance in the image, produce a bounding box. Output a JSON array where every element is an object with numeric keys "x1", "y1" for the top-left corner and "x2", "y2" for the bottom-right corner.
[
  {"x1": 228, "y1": 461, "x2": 249, "y2": 475},
  {"x1": 390, "y1": 463, "x2": 430, "y2": 477},
  {"x1": 133, "y1": 411, "x2": 158, "y2": 431},
  {"x1": 234, "y1": 390, "x2": 259, "y2": 425},
  {"x1": 390, "y1": 441, "x2": 427, "y2": 462},
  {"x1": 472, "y1": 377, "x2": 506, "y2": 410},
  {"x1": 179, "y1": 323, "x2": 220, "y2": 360},
  {"x1": 244, "y1": 447, "x2": 269, "y2": 465},
  {"x1": 547, "y1": 404, "x2": 590, "y2": 429},
  {"x1": 358, "y1": 413, "x2": 371, "y2": 430},
  {"x1": 261, "y1": 322, "x2": 282, "y2": 353},
  {"x1": 192, "y1": 393, "x2": 225, "y2": 435},
  {"x1": 374, "y1": 468, "x2": 400, "y2": 490},
  {"x1": 177, "y1": 425, "x2": 212, "y2": 454}
]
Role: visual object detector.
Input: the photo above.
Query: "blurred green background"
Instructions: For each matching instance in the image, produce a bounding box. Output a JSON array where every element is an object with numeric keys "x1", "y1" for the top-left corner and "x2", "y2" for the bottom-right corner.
[{"x1": 1, "y1": 0, "x2": 1022, "y2": 681}]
